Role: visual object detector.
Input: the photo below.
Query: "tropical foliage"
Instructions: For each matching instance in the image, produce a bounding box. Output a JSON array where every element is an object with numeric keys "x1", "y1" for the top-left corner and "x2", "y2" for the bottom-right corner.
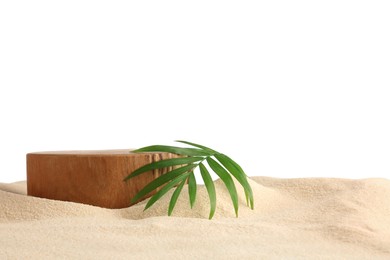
[{"x1": 123, "y1": 141, "x2": 254, "y2": 219}]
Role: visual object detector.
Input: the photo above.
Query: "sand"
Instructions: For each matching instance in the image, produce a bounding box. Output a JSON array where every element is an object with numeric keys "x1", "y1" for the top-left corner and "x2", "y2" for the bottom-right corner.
[{"x1": 1, "y1": 177, "x2": 390, "y2": 259}]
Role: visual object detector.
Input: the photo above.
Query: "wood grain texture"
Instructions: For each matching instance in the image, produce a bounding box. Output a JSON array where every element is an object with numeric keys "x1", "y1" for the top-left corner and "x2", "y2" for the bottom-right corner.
[{"x1": 27, "y1": 150, "x2": 178, "y2": 208}]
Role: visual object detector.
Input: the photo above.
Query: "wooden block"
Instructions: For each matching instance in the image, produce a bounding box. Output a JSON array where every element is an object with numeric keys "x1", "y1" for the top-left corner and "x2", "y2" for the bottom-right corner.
[{"x1": 27, "y1": 150, "x2": 178, "y2": 209}]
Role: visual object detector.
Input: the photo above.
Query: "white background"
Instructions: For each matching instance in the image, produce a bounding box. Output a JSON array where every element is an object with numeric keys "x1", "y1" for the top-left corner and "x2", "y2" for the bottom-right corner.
[{"x1": 0, "y1": 1, "x2": 389, "y2": 183}]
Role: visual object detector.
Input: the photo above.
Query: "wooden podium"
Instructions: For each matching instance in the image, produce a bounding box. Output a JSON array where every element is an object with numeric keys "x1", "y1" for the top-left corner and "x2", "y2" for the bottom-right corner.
[{"x1": 27, "y1": 150, "x2": 176, "y2": 208}]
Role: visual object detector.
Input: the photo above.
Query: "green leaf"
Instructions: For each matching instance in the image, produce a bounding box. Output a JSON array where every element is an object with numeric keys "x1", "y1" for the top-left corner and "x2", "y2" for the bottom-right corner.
[
  {"x1": 131, "y1": 164, "x2": 195, "y2": 203},
  {"x1": 168, "y1": 178, "x2": 187, "y2": 216},
  {"x1": 214, "y1": 154, "x2": 254, "y2": 210},
  {"x1": 127, "y1": 140, "x2": 254, "y2": 220},
  {"x1": 175, "y1": 140, "x2": 218, "y2": 154},
  {"x1": 188, "y1": 171, "x2": 197, "y2": 208},
  {"x1": 144, "y1": 173, "x2": 190, "y2": 211},
  {"x1": 133, "y1": 145, "x2": 211, "y2": 156},
  {"x1": 199, "y1": 163, "x2": 216, "y2": 219},
  {"x1": 221, "y1": 154, "x2": 254, "y2": 209},
  {"x1": 214, "y1": 154, "x2": 248, "y2": 206},
  {"x1": 206, "y1": 157, "x2": 239, "y2": 217},
  {"x1": 123, "y1": 157, "x2": 203, "y2": 181}
]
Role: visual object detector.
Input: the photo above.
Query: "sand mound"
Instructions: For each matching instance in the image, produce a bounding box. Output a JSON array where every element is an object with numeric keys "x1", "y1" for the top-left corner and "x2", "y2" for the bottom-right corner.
[{"x1": 1, "y1": 177, "x2": 390, "y2": 259}]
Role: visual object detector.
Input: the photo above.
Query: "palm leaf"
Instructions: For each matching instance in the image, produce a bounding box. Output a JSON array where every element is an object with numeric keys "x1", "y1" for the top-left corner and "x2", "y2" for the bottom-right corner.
[
  {"x1": 218, "y1": 154, "x2": 254, "y2": 209},
  {"x1": 206, "y1": 157, "x2": 239, "y2": 217},
  {"x1": 175, "y1": 140, "x2": 217, "y2": 153},
  {"x1": 221, "y1": 154, "x2": 249, "y2": 177},
  {"x1": 131, "y1": 164, "x2": 195, "y2": 203},
  {"x1": 133, "y1": 145, "x2": 211, "y2": 156},
  {"x1": 199, "y1": 163, "x2": 216, "y2": 219},
  {"x1": 123, "y1": 156, "x2": 203, "y2": 181},
  {"x1": 144, "y1": 173, "x2": 190, "y2": 211},
  {"x1": 125, "y1": 141, "x2": 254, "y2": 219},
  {"x1": 214, "y1": 153, "x2": 254, "y2": 209},
  {"x1": 188, "y1": 171, "x2": 197, "y2": 208},
  {"x1": 168, "y1": 178, "x2": 187, "y2": 216}
]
